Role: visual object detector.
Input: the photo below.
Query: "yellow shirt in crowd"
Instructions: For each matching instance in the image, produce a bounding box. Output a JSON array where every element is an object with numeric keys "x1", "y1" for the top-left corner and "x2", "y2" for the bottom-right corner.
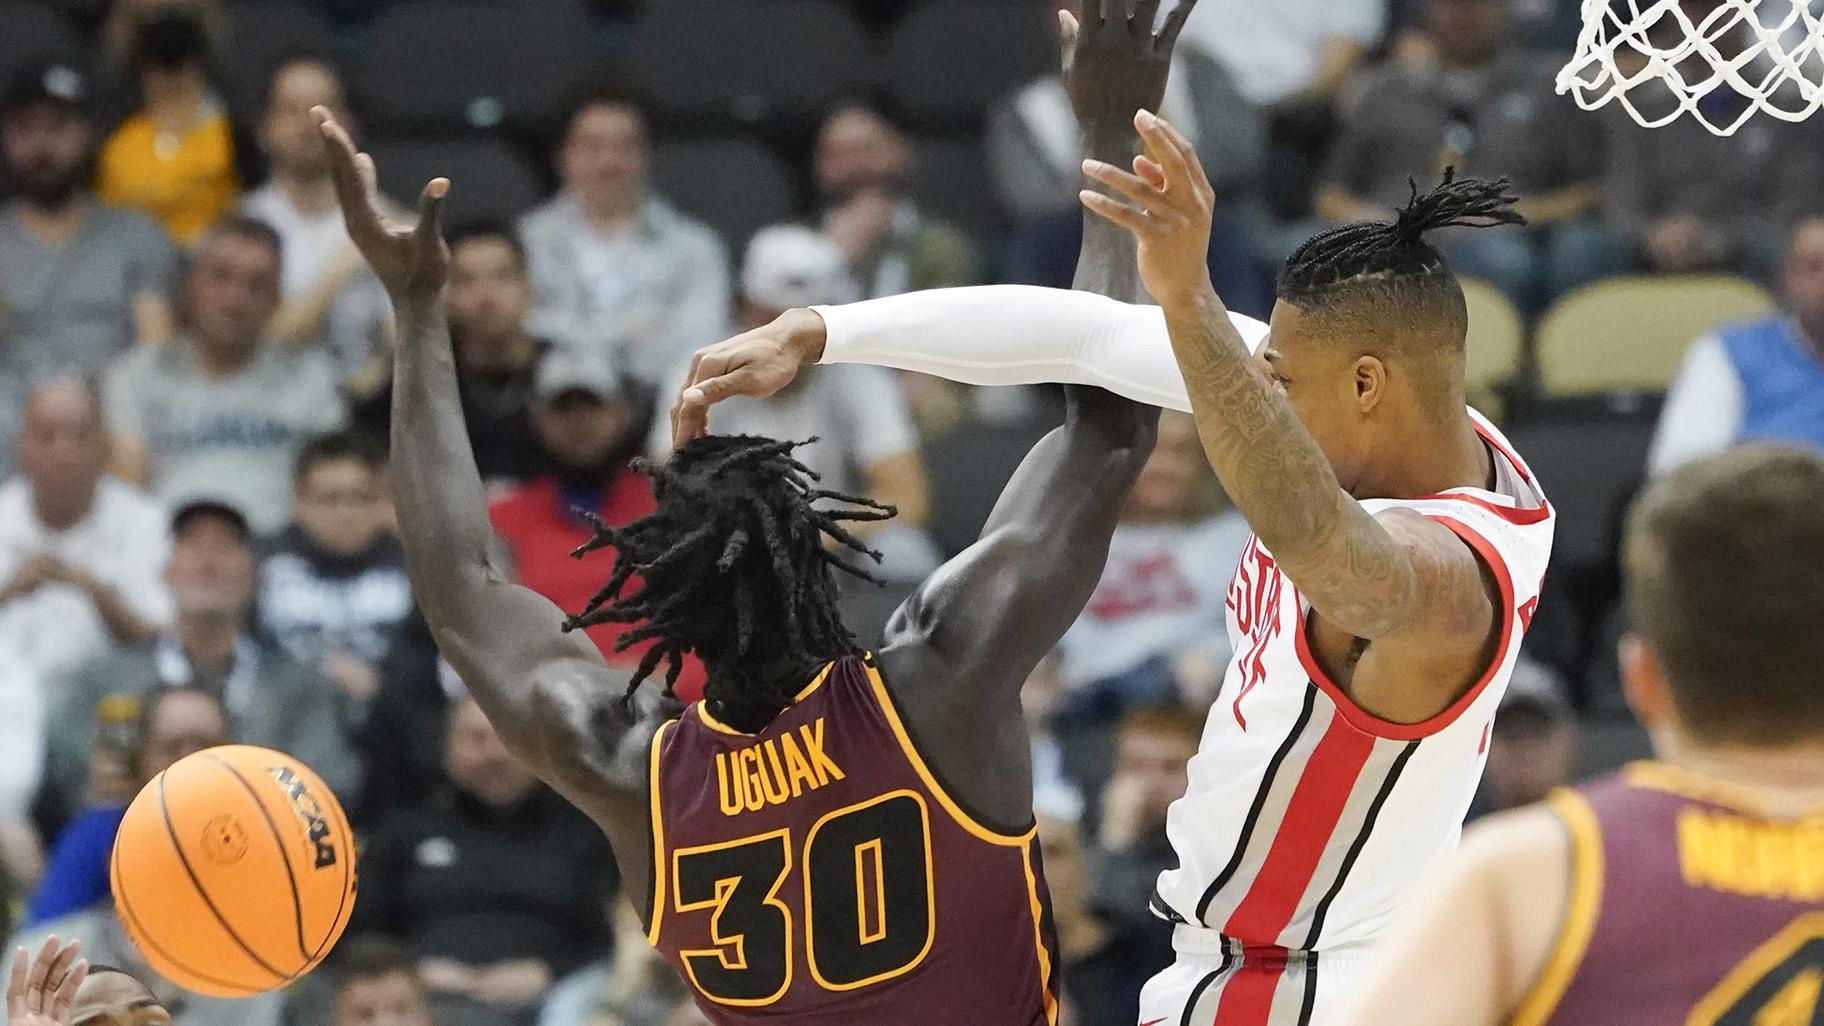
[{"x1": 96, "y1": 107, "x2": 240, "y2": 245}]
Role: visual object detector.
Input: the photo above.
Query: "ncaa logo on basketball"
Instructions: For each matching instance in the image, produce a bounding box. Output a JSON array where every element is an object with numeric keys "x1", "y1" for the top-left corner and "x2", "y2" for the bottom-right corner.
[{"x1": 268, "y1": 765, "x2": 338, "y2": 869}]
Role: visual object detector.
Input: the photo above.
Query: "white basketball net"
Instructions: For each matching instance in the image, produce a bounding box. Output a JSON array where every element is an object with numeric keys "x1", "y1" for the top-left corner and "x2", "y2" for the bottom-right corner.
[{"x1": 1557, "y1": 0, "x2": 1824, "y2": 135}]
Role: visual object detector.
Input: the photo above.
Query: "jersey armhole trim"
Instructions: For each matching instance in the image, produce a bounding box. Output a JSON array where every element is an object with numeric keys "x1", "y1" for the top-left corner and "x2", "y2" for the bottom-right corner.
[
  {"x1": 861, "y1": 657, "x2": 1037, "y2": 848},
  {"x1": 1021, "y1": 844, "x2": 1061, "y2": 1026},
  {"x1": 1293, "y1": 512, "x2": 1516, "y2": 741},
  {"x1": 644, "y1": 717, "x2": 675, "y2": 948},
  {"x1": 1508, "y1": 788, "x2": 1604, "y2": 1026}
]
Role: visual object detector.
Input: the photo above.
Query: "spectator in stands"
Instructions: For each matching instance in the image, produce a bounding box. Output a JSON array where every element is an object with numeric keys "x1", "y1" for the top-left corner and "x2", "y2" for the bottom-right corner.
[
  {"x1": 521, "y1": 80, "x2": 730, "y2": 386},
  {"x1": 330, "y1": 939, "x2": 434, "y2": 1026},
  {"x1": 1022, "y1": 655, "x2": 1085, "y2": 825},
  {"x1": 1180, "y1": 0, "x2": 1385, "y2": 220},
  {"x1": 356, "y1": 696, "x2": 616, "y2": 1026},
  {"x1": 0, "y1": 633, "x2": 44, "y2": 903},
  {"x1": 488, "y1": 350, "x2": 705, "y2": 698},
  {"x1": 0, "y1": 378, "x2": 172, "y2": 691},
  {"x1": 814, "y1": 100, "x2": 980, "y2": 298},
  {"x1": 1075, "y1": 706, "x2": 1202, "y2": 1026},
  {"x1": 650, "y1": 226, "x2": 939, "y2": 582},
  {"x1": 259, "y1": 432, "x2": 413, "y2": 732},
  {"x1": 1472, "y1": 658, "x2": 1578, "y2": 818},
  {"x1": 1651, "y1": 216, "x2": 1824, "y2": 474},
  {"x1": 1315, "y1": 0, "x2": 1625, "y2": 309},
  {"x1": 353, "y1": 223, "x2": 550, "y2": 488},
  {"x1": 1603, "y1": 4, "x2": 1824, "y2": 278},
  {"x1": 27, "y1": 686, "x2": 227, "y2": 927},
  {"x1": 96, "y1": 7, "x2": 243, "y2": 244},
  {"x1": 1053, "y1": 412, "x2": 1251, "y2": 712},
  {"x1": 0, "y1": 60, "x2": 176, "y2": 382},
  {"x1": 43, "y1": 500, "x2": 358, "y2": 818},
  {"x1": 243, "y1": 53, "x2": 392, "y2": 379},
  {"x1": 988, "y1": 0, "x2": 1264, "y2": 221},
  {"x1": 104, "y1": 215, "x2": 347, "y2": 535}
]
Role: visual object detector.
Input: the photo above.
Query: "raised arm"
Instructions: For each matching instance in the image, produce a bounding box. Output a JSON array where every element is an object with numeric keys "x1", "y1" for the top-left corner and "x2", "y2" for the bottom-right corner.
[{"x1": 314, "y1": 110, "x2": 663, "y2": 890}]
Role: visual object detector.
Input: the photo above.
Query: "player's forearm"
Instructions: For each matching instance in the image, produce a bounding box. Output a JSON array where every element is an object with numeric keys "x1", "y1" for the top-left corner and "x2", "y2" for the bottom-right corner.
[
  {"x1": 1163, "y1": 289, "x2": 1419, "y2": 638},
  {"x1": 389, "y1": 301, "x2": 509, "y2": 629}
]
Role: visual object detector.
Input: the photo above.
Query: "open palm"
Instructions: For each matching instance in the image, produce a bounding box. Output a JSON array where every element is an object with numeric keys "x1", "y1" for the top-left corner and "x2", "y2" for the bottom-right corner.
[
  {"x1": 314, "y1": 107, "x2": 449, "y2": 306},
  {"x1": 8, "y1": 938, "x2": 88, "y2": 1026}
]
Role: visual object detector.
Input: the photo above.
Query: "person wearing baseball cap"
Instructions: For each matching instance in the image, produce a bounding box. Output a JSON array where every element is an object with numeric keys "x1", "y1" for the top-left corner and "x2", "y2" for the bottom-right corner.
[
  {"x1": 0, "y1": 59, "x2": 177, "y2": 383},
  {"x1": 652, "y1": 224, "x2": 939, "y2": 589}
]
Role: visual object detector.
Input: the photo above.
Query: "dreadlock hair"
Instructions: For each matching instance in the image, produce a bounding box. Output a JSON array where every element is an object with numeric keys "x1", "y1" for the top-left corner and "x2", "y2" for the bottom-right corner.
[
  {"x1": 1279, "y1": 169, "x2": 1525, "y2": 351},
  {"x1": 563, "y1": 435, "x2": 896, "y2": 731}
]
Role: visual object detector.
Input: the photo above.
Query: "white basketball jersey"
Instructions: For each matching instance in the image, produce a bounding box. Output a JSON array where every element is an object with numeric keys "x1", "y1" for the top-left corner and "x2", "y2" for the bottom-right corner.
[{"x1": 1152, "y1": 410, "x2": 1555, "y2": 952}]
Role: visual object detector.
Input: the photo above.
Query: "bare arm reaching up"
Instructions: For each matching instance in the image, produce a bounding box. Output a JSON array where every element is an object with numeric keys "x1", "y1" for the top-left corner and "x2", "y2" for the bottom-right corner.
[{"x1": 315, "y1": 109, "x2": 668, "y2": 915}]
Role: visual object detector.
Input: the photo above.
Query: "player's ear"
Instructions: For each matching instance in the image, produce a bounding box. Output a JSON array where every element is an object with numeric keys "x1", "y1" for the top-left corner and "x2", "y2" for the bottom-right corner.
[
  {"x1": 1351, "y1": 355, "x2": 1385, "y2": 413},
  {"x1": 1619, "y1": 633, "x2": 1672, "y2": 732}
]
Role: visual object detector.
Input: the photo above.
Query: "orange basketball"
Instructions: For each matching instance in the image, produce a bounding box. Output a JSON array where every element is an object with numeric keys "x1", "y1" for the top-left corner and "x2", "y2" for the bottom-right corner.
[{"x1": 110, "y1": 745, "x2": 358, "y2": 997}]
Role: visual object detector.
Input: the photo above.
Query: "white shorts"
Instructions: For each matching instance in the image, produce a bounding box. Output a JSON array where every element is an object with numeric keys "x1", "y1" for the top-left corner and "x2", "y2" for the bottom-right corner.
[{"x1": 1134, "y1": 926, "x2": 1371, "y2": 1026}]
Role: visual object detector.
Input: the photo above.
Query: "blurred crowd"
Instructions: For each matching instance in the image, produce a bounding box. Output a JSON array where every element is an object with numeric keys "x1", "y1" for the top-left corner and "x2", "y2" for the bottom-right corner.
[{"x1": 0, "y1": 0, "x2": 1820, "y2": 1024}]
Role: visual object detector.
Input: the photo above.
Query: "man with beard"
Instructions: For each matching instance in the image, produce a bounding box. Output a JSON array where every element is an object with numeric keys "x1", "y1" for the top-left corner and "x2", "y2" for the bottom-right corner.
[
  {"x1": 486, "y1": 350, "x2": 707, "y2": 698},
  {"x1": 0, "y1": 61, "x2": 175, "y2": 379}
]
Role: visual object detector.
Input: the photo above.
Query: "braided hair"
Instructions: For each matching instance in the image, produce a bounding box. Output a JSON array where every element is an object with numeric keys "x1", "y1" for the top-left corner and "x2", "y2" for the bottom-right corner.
[
  {"x1": 1280, "y1": 169, "x2": 1524, "y2": 314},
  {"x1": 563, "y1": 435, "x2": 896, "y2": 731}
]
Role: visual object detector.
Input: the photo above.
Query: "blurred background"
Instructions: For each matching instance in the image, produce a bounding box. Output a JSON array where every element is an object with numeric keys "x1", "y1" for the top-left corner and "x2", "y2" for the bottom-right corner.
[{"x1": 0, "y1": 0, "x2": 1821, "y2": 1023}]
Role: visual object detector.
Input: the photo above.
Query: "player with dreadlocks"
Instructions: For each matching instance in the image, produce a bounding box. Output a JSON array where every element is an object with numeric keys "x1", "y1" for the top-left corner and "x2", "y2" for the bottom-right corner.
[
  {"x1": 679, "y1": 114, "x2": 1556, "y2": 1024},
  {"x1": 316, "y1": 3, "x2": 1198, "y2": 1024}
]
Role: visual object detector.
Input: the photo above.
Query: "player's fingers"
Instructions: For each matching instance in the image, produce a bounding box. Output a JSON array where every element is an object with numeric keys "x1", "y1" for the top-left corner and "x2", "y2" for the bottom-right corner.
[
  {"x1": 1083, "y1": 159, "x2": 1166, "y2": 213},
  {"x1": 50, "y1": 960, "x2": 87, "y2": 1022},
  {"x1": 355, "y1": 152, "x2": 380, "y2": 206},
  {"x1": 25, "y1": 937, "x2": 58, "y2": 1013},
  {"x1": 314, "y1": 109, "x2": 373, "y2": 234},
  {"x1": 1159, "y1": 0, "x2": 1199, "y2": 49},
  {"x1": 1057, "y1": 8, "x2": 1078, "y2": 74},
  {"x1": 673, "y1": 388, "x2": 713, "y2": 444},
  {"x1": 1152, "y1": 112, "x2": 1213, "y2": 197},
  {"x1": 1134, "y1": 155, "x2": 1167, "y2": 190},
  {"x1": 1079, "y1": 189, "x2": 1152, "y2": 235},
  {"x1": 1135, "y1": 110, "x2": 1191, "y2": 191},
  {"x1": 8, "y1": 947, "x2": 27, "y2": 1012},
  {"x1": 412, "y1": 178, "x2": 450, "y2": 249}
]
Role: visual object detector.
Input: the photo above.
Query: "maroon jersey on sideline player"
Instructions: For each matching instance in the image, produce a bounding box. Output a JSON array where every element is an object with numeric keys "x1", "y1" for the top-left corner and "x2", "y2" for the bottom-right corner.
[
  {"x1": 1520, "y1": 761, "x2": 1824, "y2": 1026},
  {"x1": 647, "y1": 654, "x2": 1060, "y2": 1025}
]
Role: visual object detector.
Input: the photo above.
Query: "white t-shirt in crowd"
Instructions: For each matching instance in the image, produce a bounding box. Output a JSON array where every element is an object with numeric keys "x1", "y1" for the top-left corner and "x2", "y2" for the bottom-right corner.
[
  {"x1": 1054, "y1": 513, "x2": 1253, "y2": 690},
  {"x1": 0, "y1": 475, "x2": 173, "y2": 688},
  {"x1": 241, "y1": 183, "x2": 391, "y2": 377},
  {"x1": 1179, "y1": 0, "x2": 1385, "y2": 105},
  {"x1": 0, "y1": 634, "x2": 43, "y2": 826}
]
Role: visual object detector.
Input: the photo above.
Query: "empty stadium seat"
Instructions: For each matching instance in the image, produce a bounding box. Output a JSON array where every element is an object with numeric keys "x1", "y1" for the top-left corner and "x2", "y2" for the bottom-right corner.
[
  {"x1": 1535, "y1": 275, "x2": 1775, "y2": 397},
  {"x1": 356, "y1": 0, "x2": 607, "y2": 135},
  {"x1": 632, "y1": 0, "x2": 869, "y2": 130},
  {"x1": 887, "y1": 0, "x2": 1054, "y2": 127},
  {"x1": 0, "y1": 3, "x2": 87, "y2": 88},
  {"x1": 221, "y1": 1, "x2": 337, "y2": 118},
  {"x1": 912, "y1": 134, "x2": 1006, "y2": 243},
  {"x1": 652, "y1": 136, "x2": 797, "y2": 252},
  {"x1": 1459, "y1": 276, "x2": 1525, "y2": 421},
  {"x1": 366, "y1": 136, "x2": 546, "y2": 226}
]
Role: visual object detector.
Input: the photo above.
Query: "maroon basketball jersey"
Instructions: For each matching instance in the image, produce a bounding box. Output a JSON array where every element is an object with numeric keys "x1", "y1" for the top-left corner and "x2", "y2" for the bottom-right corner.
[
  {"x1": 1515, "y1": 761, "x2": 1824, "y2": 1026},
  {"x1": 645, "y1": 653, "x2": 1060, "y2": 1025}
]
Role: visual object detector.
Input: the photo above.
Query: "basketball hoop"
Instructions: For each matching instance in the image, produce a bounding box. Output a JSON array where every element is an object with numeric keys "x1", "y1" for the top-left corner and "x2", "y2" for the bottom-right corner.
[{"x1": 1557, "y1": 0, "x2": 1824, "y2": 135}]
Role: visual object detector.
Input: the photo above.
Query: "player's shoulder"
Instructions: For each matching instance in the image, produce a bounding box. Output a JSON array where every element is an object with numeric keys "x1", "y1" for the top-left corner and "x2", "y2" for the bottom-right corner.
[{"x1": 1461, "y1": 801, "x2": 1575, "y2": 876}]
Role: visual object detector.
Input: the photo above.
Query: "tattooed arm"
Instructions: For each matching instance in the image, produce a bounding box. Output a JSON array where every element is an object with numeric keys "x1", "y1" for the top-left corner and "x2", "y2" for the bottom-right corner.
[{"x1": 1080, "y1": 111, "x2": 1498, "y2": 718}]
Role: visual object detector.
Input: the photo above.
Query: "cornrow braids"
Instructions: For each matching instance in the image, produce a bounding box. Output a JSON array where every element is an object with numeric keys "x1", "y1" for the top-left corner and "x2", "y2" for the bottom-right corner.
[
  {"x1": 1279, "y1": 168, "x2": 1525, "y2": 303},
  {"x1": 563, "y1": 435, "x2": 896, "y2": 732}
]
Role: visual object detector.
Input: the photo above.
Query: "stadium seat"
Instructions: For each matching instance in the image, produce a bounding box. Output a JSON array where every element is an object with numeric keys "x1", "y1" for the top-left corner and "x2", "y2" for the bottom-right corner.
[
  {"x1": 1459, "y1": 276, "x2": 1525, "y2": 421},
  {"x1": 366, "y1": 136, "x2": 546, "y2": 226},
  {"x1": 221, "y1": 1, "x2": 337, "y2": 119},
  {"x1": 0, "y1": 3, "x2": 87, "y2": 87},
  {"x1": 912, "y1": 135, "x2": 1007, "y2": 244},
  {"x1": 356, "y1": 0, "x2": 607, "y2": 135},
  {"x1": 631, "y1": 0, "x2": 869, "y2": 130},
  {"x1": 1535, "y1": 275, "x2": 1775, "y2": 397},
  {"x1": 886, "y1": 0, "x2": 1055, "y2": 127},
  {"x1": 651, "y1": 136, "x2": 797, "y2": 252}
]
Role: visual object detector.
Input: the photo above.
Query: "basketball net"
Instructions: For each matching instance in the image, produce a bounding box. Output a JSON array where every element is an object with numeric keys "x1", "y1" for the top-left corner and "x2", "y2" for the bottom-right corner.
[{"x1": 1557, "y1": 0, "x2": 1824, "y2": 135}]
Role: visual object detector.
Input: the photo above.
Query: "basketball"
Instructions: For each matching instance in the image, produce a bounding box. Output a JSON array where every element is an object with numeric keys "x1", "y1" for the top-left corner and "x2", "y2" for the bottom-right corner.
[{"x1": 109, "y1": 745, "x2": 358, "y2": 998}]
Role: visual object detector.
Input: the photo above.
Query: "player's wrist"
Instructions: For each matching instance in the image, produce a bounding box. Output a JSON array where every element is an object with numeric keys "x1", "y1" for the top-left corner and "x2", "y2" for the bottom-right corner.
[{"x1": 780, "y1": 307, "x2": 829, "y2": 365}]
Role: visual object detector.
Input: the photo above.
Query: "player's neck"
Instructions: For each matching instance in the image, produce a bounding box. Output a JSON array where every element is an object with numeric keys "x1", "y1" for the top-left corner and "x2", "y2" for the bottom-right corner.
[
  {"x1": 1353, "y1": 408, "x2": 1491, "y2": 500},
  {"x1": 1656, "y1": 732, "x2": 1824, "y2": 818}
]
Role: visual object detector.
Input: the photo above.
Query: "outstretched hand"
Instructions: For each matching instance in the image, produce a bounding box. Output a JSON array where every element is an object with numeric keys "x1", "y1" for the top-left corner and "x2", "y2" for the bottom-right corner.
[
  {"x1": 1080, "y1": 110, "x2": 1216, "y2": 309},
  {"x1": 1062, "y1": 0, "x2": 1198, "y2": 160},
  {"x1": 314, "y1": 106, "x2": 450, "y2": 307},
  {"x1": 7, "y1": 938, "x2": 88, "y2": 1026},
  {"x1": 669, "y1": 308, "x2": 828, "y2": 446}
]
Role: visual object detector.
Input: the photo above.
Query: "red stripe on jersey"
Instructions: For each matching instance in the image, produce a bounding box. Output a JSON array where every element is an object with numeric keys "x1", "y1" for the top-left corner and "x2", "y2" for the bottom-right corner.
[
  {"x1": 1210, "y1": 962, "x2": 1286, "y2": 1026},
  {"x1": 1294, "y1": 513, "x2": 1518, "y2": 741},
  {"x1": 1221, "y1": 714, "x2": 1376, "y2": 943}
]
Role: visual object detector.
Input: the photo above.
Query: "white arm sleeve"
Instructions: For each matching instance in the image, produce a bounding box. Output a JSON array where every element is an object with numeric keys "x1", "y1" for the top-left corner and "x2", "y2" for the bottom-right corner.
[
  {"x1": 1647, "y1": 334, "x2": 1744, "y2": 478},
  {"x1": 811, "y1": 285, "x2": 1272, "y2": 415}
]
